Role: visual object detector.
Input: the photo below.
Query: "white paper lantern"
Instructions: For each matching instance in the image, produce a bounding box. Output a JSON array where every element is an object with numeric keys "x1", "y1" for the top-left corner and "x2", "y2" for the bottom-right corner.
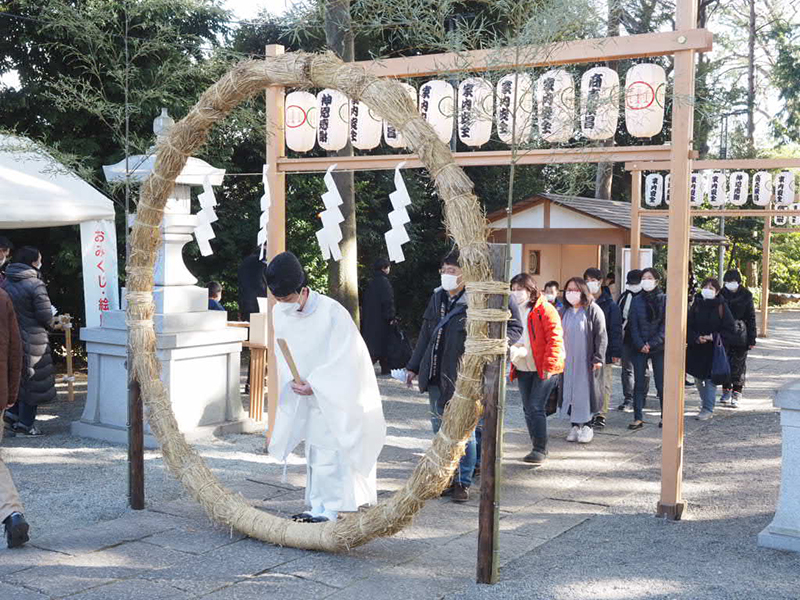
[
  {"x1": 349, "y1": 99, "x2": 382, "y2": 150},
  {"x1": 457, "y1": 78, "x2": 494, "y2": 147},
  {"x1": 285, "y1": 91, "x2": 317, "y2": 152},
  {"x1": 580, "y1": 67, "x2": 619, "y2": 140},
  {"x1": 791, "y1": 204, "x2": 800, "y2": 227},
  {"x1": 774, "y1": 171, "x2": 796, "y2": 206},
  {"x1": 690, "y1": 172, "x2": 705, "y2": 207},
  {"x1": 495, "y1": 73, "x2": 534, "y2": 145},
  {"x1": 664, "y1": 174, "x2": 671, "y2": 205},
  {"x1": 752, "y1": 171, "x2": 773, "y2": 207},
  {"x1": 537, "y1": 69, "x2": 575, "y2": 144},
  {"x1": 624, "y1": 63, "x2": 667, "y2": 138},
  {"x1": 384, "y1": 83, "x2": 417, "y2": 149},
  {"x1": 644, "y1": 173, "x2": 664, "y2": 207},
  {"x1": 419, "y1": 80, "x2": 455, "y2": 145},
  {"x1": 774, "y1": 206, "x2": 788, "y2": 226},
  {"x1": 728, "y1": 172, "x2": 749, "y2": 206},
  {"x1": 708, "y1": 172, "x2": 727, "y2": 207},
  {"x1": 317, "y1": 89, "x2": 349, "y2": 151}
]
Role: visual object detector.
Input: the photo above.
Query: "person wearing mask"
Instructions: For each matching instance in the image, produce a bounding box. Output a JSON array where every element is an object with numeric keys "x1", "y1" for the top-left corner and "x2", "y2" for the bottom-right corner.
[
  {"x1": 207, "y1": 281, "x2": 225, "y2": 311},
  {"x1": 558, "y1": 277, "x2": 607, "y2": 444},
  {"x1": 719, "y1": 270, "x2": 757, "y2": 408},
  {"x1": 0, "y1": 236, "x2": 12, "y2": 284},
  {"x1": 1, "y1": 287, "x2": 29, "y2": 547},
  {"x1": 616, "y1": 270, "x2": 649, "y2": 412},
  {"x1": 543, "y1": 280, "x2": 564, "y2": 313},
  {"x1": 509, "y1": 273, "x2": 564, "y2": 465},
  {"x1": 687, "y1": 278, "x2": 737, "y2": 421},
  {"x1": 406, "y1": 250, "x2": 522, "y2": 502},
  {"x1": 627, "y1": 267, "x2": 666, "y2": 430},
  {"x1": 1, "y1": 246, "x2": 56, "y2": 436},
  {"x1": 361, "y1": 258, "x2": 396, "y2": 375},
  {"x1": 584, "y1": 268, "x2": 622, "y2": 429}
]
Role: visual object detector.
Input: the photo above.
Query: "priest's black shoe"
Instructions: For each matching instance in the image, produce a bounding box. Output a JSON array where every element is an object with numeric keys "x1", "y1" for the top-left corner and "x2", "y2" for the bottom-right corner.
[{"x1": 4, "y1": 512, "x2": 30, "y2": 549}]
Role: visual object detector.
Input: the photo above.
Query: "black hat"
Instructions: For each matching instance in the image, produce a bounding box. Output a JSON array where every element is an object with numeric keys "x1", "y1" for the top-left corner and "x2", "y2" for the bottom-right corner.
[
  {"x1": 266, "y1": 251, "x2": 306, "y2": 297},
  {"x1": 626, "y1": 269, "x2": 643, "y2": 284}
]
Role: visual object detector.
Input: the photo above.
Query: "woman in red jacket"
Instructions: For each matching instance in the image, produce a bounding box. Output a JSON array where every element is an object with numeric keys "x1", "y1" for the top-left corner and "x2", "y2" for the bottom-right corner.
[{"x1": 510, "y1": 273, "x2": 565, "y2": 466}]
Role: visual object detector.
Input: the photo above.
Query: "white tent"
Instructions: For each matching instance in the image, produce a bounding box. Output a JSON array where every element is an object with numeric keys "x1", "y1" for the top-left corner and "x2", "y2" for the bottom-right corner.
[
  {"x1": 0, "y1": 134, "x2": 115, "y2": 227},
  {"x1": 0, "y1": 134, "x2": 119, "y2": 327}
]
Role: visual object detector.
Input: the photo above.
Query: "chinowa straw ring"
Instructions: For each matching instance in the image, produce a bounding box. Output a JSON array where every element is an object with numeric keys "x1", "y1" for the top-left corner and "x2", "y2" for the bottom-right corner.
[{"x1": 128, "y1": 51, "x2": 508, "y2": 551}]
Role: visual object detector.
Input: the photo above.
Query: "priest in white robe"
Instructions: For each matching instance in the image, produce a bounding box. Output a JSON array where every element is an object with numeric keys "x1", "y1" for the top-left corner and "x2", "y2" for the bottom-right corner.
[{"x1": 266, "y1": 252, "x2": 386, "y2": 523}]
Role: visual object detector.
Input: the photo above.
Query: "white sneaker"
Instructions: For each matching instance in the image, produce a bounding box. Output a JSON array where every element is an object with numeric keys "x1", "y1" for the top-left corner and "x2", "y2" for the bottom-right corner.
[
  {"x1": 730, "y1": 392, "x2": 741, "y2": 408},
  {"x1": 566, "y1": 425, "x2": 579, "y2": 442},
  {"x1": 577, "y1": 425, "x2": 594, "y2": 444},
  {"x1": 695, "y1": 410, "x2": 713, "y2": 421},
  {"x1": 719, "y1": 390, "x2": 731, "y2": 406}
]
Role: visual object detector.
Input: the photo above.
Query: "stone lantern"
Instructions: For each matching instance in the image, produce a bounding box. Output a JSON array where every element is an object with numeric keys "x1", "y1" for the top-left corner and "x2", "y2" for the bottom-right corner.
[{"x1": 73, "y1": 110, "x2": 256, "y2": 447}]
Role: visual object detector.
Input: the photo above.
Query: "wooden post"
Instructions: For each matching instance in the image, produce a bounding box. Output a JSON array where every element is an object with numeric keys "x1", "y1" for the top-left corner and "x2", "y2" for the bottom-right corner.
[
  {"x1": 759, "y1": 213, "x2": 771, "y2": 338},
  {"x1": 657, "y1": 0, "x2": 698, "y2": 521},
  {"x1": 265, "y1": 44, "x2": 286, "y2": 447},
  {"x1": 630, "y1": 170, "x2": 642, "y2": 271},
  {"x1": 128, "y1": 375, "x2": 144, "y2": 510},
  {"x1": 247, "y1": 344, "x2": 267, "y2": 421},
  {"x1": 477, "y1": 245, "x2": 509, "y2": 585}
]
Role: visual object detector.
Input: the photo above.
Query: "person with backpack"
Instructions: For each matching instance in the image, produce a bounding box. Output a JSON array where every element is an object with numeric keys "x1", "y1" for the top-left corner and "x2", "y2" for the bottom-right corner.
[
  {"x1": 687, "y1": 278, "x2": 737, "y2": 421},
  {"x1": 719, "y1": 269, "x2": 756, "y2": 408},
  {"x1": 627, "y1": 268, "x2": 666, "y2": 430},
  {"x1": 509, "y1": 273, "x2": 564, "y2": 465}
]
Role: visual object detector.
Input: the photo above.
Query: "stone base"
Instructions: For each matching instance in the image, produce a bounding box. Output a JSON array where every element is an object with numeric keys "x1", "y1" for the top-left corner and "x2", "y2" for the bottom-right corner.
[
  {"x1": 758, "y1": 526, "x2": 800, "y2": 553},
  {"x1": 71, "y1": 417, "x2": 264, "y2": 449}
]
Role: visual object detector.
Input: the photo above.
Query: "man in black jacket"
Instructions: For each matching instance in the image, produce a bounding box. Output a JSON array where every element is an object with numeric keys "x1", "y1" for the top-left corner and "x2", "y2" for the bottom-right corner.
[
  {"x1": 406, "y1": 250, "x2": 523, "y2": 503},
  {"x1": 237, "y1": 245, "x2": 268, "y2": 322},
  {"x1": 720, "y1": 269, "x2": 757, "y2": 408},
  {"x1": 361, "y1": 258, "x2": 395, "y2": 375},
  {"x1": 584, "y1": 268, "x2": 622, "y2": 429},
  {"x1": 616, "y1": 269, "x2": 648, "y2": 412}
]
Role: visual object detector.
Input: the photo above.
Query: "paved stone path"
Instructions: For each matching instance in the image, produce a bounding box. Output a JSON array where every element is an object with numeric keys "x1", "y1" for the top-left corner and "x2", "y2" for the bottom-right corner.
[{"x1": 1, "y1": 311, "x2": 799, "y2": 599}]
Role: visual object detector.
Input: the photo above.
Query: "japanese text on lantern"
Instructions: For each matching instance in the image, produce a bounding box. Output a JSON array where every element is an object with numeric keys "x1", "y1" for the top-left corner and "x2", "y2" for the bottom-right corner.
[
  {"x1": 94, "y1": 230, "x2": 110, "y2": 311},
  {"x1": 319, "y1": 93, "x2": 332, "y2": 144},
  {"x1": 541, "y1": 78, "x2": 555, "y2": 136},
  {"x1": 497, "y1": 80, "x2": 512, "y2": 136},
  {"x1": 459, "y1": 82, "x2": 475, "y2": 139},
  {"x1": 584, "y1": 73, "x2": 603, "y2": 130},
  {"x1": 420, "y1": 85, "x2": 431, "y2": 120},
  {"x1": 349, "y1": 100, "x2": 359, "y2": 143}
]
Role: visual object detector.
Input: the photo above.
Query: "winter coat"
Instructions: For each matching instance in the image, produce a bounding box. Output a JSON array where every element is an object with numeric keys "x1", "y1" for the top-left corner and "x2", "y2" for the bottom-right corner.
[
  {"x1": 0, "y1": 288, "x2": 23, "y2": 411},
  {"x1": 596, "y1": 288, "x2": 623, "y2": 363},
  {"x1": 407, "y1": 287, "x2": 523, "y2": 411},
  {"x1": 1, "y1": 263, "x2": 56, "y2": 406},
  {"x1": 685, "y1": 293, "x2": 737, "y2": 380},
  {"x1": 510, "y1": 295, "x2": 565, "y2": 379},
  {"x1": 720, "y1": 286, "x2": 757, "y2": 348},
  {"x1": 629, "y1": 288, "x2": 667, "y2": 354},
  {"x1": 361, "y1": 271, "x2": 396, "y2": 361},
  {"x1": 558, "y1": 301, "x2": 608, "y2": 415},
  {"x1": 237, "y1": 254, "x2": 268, "y2": 321}
]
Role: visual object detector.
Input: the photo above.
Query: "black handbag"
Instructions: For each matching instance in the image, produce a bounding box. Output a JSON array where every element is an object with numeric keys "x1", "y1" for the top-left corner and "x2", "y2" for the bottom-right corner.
[{"x1": 387, "y1": 322, "x2": 413, "y2": 369}]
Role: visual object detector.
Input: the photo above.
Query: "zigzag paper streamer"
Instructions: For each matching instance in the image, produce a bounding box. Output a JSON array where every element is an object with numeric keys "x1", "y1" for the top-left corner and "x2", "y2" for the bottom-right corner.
[
  {"x1": 315, "y1": 164, "x2": 344, "y2": 261},
  {"x1": 194, "y1": 176, "x2": 218, "y2": 256},
  {"x1": 384, "y1": 162, "x2": 412, "y2": 263},
  {"x1": 258, "y1": 165, "x2": 271, "y2": 259}
]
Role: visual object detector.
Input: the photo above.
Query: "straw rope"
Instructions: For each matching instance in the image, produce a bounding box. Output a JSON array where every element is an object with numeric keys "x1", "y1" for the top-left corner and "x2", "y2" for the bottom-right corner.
[{"x1": 128, "y1": 51, "x2": 509, "y2": 552}]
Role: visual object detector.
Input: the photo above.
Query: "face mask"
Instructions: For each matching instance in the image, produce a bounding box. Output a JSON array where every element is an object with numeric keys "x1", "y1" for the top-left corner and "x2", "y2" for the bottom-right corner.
[
  {"x1": 511, "y1": 290, "x2": 529, "y2": 306},
  {"x1": 565, "y1": 291, "x2": 582, "y2": 306},
  {"x1": 725, "y1": 281, "x2": 739, "y2": 292},
  {"x1": 544, "y1": 293, "x2": 557, "y2": 303},
  {"x1": 641, "y1": 279, "x2": 657, "y2": 292},
  {"x1": 441, "y1": 273, "x2": 460, "y2": 291},
  {"x1": 277, "y1": 300, "x2": 300, "y2": 315},
  {"x1": 627, "y1": 284, "x2": 642, "y2": 293},
  {"x1": 587, "y1": 281, "x2": 601, "y2": 294},
  {"x1": 701, "y1": 288, "x2": 716, "y2": 300}
]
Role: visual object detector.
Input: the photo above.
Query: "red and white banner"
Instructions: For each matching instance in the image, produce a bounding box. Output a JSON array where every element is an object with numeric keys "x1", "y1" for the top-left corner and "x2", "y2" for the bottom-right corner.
[{"x1": 79, "y1": 219, "x2": 120, "y2": 328}]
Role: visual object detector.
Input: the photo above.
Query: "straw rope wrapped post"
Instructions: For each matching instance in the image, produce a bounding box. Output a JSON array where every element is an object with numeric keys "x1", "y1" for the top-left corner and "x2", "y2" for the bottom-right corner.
[{"x1": 127, "y1": 51, "x2": 508, "y2": 551}]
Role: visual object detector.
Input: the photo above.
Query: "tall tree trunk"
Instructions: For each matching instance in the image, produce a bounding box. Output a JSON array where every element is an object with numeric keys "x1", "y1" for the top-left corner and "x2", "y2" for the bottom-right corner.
[
  {"x1": 693, "y1": 0, "x2": 714, "y2": 158},
  {"x1": 325, "y1": 0, "x2": 360, "y2": 325},
  {"x1": 746, "y1": 0, "x2": 756, "y2": 154}
]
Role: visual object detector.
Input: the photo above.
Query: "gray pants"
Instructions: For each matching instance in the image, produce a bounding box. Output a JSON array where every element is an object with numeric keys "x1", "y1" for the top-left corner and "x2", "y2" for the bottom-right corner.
[
  {"x1": 621, "y1": 341, "x2": 649, "y2": 403},
  {"x1": 0, "y1": 411, "x2": 24, "y2": 523}
]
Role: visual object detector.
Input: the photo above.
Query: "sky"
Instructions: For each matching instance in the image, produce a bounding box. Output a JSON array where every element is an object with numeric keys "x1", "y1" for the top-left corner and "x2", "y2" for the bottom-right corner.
[{"x1": 224, "y1": 0, "x2": 298, "y2": 20}]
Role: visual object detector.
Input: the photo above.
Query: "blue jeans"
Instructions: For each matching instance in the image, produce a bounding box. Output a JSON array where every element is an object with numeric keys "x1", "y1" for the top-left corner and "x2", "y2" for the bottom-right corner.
[
  {"x1": 695, "y1": 378, "x2": 717, "y2": 412},
  {"x1": 6, "y1": 402, "x2": 37, "y2": 428},
  {"x1": 632, "y1": 351, "x2": 664, "y2": 422},
  {"x1": 428, "y1": 385, "x2": 477, "y2": 487},
  {"x1": 516, "y1": 370, "x2": 559, "y2": 441}
]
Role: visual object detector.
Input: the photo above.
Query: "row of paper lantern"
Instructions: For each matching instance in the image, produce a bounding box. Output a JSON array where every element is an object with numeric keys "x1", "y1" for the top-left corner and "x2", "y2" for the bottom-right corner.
[
  {"x1": 643, "y1": 171, "x2": 797, "y2": 208},
  {"x1": 284, "y1": 63, "x2": 667, "y2": 152},
  {"x1": 774, "y1": 204, "x2": 800, "y2": 227}
]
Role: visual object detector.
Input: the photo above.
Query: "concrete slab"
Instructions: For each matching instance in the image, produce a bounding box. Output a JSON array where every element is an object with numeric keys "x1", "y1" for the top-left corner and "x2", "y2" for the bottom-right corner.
[
  {"x1": 65, "y1": 578, "x2": 191, "y2": 600},
  {"x1": 0, "y1": 581, "x2": 49, "y2": 600},
  {"x1": 200, "y1": 572, "x2": 337, "y2": 600},
  {"x1": 141, "y1": 521, "x2": 244, "y2": 555}
]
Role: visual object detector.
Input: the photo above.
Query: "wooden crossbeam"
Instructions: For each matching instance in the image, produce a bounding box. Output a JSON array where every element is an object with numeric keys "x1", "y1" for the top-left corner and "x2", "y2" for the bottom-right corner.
[{"x1": 626, "y1": 158, "x2": 800, "y2": 171}]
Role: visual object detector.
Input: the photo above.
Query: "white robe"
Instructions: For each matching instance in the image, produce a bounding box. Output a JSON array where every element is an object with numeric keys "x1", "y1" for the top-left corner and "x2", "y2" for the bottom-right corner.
[{"x1": 268, "y1": 291, "x2": 386, "y2": 518}]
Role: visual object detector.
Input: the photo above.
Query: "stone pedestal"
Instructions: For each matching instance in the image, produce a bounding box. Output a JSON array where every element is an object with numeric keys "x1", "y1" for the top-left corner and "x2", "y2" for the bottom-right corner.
[
  {"x1": 72, "y1": 185, "x2": 258, "y2": 448},
  {"x1": 758, "y1": 381, "x2": 800, "y2": 553}
]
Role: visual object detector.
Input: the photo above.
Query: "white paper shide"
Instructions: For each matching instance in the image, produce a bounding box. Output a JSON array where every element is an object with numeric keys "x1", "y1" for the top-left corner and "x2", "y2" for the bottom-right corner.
[
  {"x1": 316, "y1": 164, "x2": 345, "y2": 261},
  {"x1": 384, "y1": 163, "x2": 412, "y2": 263}
]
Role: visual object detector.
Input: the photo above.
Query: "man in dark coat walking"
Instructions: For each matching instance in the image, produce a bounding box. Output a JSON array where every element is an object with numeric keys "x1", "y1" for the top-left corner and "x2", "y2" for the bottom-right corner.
[
  {"x1": 719, "y1": 269, "x2": 757, "y2": 408},
  {"x1": 361, "y1": 258, "x2": 395, "y2": 375},
  {"x1": 237, "y1": 245, "x2": 269, "y2": 322},
  {"x1": 0, "y1": 287, "x2": 30, "y2": 548}
]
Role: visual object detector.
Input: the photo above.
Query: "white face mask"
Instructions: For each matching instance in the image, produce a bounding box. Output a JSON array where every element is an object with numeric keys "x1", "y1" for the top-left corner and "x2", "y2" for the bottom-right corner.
[
  {"x1": 725, "y1": 281, "x2": 739, "y2": 292},
  {"x1": 701, "y1": 288, "x2": 717, "y2": 300},
  {"x1": 587, "y1": 281, "x2": 601, "y2": 294},
  {"x1": 441, "y1": 273, "x2": 461, "y2": 292},
  {"x1": 511, "y1": 290, "x2": 529, "y2": 306},
  {"x1": 627, "y1": 284, "x2": 642, "y2": 293},
  {"x1": 277, "y1": 300, "x2": 301, "y2": 315},
  {"x1": 565, "y1": 291, "x2": 582, "y2": 306},
  {"x1": 544, "y1": 293, "x2": 557, "y2": 303},
  {"x1": 641, "y1": 279, "x2": 657, "y2": 292}
]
